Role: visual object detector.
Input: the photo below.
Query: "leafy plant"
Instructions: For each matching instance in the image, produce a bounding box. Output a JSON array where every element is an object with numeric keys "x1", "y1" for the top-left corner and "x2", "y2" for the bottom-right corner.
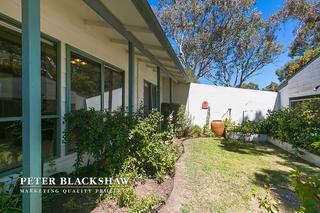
[
  {"x1": 190, "y1": 125, "x2": 202, "y2": 138},
  {"x1": 229, "y1": 99, "x2": 320, "y2": 154},
  {"x1": 290, "y1": 169, "x2": 320, "y2": 213},
  {"x1": 252, "y1": 187, "x2": 280, "y2": 213},
  {"x1": 64, "y1": 108, "x2": 142, "y2": 175},
  {"x1": 202, "y1": 107, "x2": 214, "y2": 137},
  {"x1": 175, "y1": 105, "x2": 193, "y2": 138},
  {"x1": 128, "y1": 110, "x2": 178, "y2": 182},
  {"x1": 0, "y1": 182, "x2": 22, "y2": 213}
]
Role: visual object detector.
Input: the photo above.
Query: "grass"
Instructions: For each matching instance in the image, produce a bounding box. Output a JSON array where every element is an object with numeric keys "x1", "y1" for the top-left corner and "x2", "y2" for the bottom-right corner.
[{"x1": 181, "y1": 138, "x2": 319, "y2": 213}]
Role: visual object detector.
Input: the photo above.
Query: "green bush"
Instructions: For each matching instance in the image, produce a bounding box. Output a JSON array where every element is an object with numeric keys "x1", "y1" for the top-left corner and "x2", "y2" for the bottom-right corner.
[
  {"x1": 190, "y1": 125, "x2": 202, "y2": 138},
  {"x1": 128, "y1": 110, "x2": 179, "y2": 181},
  {"x1": 0, "y1": 182, "x2": 22, "y2": 213},
  {"x1": 290, "y1": 169, "x2": 320, "y2": 213},
  {"x1": 64, "y1": 108, "x2": 142, "y2": 175},
  {"x1": 202, "y1": 107, "x2": 214, "y2": 137},
  {"x1": 229, "y1": 99, "x2": 320, "y2": 154},
  {"x1": 64, "y1": 109, "x2": 179, "y2": 181},
  {"x1": 161, "y1": 103, "x2": 193, "y2": 138},
  {"x1": 161, "y1": 103, "x2": 181, "y2": 131}
]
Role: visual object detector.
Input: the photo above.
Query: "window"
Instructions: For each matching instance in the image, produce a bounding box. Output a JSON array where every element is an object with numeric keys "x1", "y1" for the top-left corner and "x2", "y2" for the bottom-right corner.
[
  {"x1": 290, "y1": 95, "x2": 320, "y2": 107},
  {"x1": 0, "y1": 24, "x2": 59, "y2": 173},
  {"x1": 70, "y1": 53, "x2": 101, "y2": 111},
  {"x1": 144, "y1": 81, "x2": 157, "y2": 114},
  {"x1": 111, "y1": 69, "x2": 124, "y2": 111},
  {"x1": 68, "y1": 48, "x2": 124, "y2": 112}
]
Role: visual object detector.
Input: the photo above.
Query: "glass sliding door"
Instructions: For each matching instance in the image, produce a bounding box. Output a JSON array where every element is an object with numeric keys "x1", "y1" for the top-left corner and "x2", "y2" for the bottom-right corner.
[{"x1": 0, "y1": 23, "x2": 59, "y2": 173}]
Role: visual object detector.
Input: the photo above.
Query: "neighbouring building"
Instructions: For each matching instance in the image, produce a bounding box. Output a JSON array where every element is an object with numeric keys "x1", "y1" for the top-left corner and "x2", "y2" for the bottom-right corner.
[{"x1": 277, "y1": 54, "x2": 320, "y2": 107}]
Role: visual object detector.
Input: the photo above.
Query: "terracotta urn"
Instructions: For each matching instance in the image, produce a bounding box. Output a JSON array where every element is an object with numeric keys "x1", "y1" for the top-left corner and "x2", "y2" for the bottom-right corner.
[{"x1": 210, "y1": 120, "x2": 225, "y2": 138}]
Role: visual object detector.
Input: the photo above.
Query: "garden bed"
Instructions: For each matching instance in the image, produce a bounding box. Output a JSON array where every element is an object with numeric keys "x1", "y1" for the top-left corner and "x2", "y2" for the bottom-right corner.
[
  {"x1": 226, "y1": 131, "x2": 320, "y2": 167},
  {"x1": 162, "y1": 138, "x2": 320, "y2": 212}
]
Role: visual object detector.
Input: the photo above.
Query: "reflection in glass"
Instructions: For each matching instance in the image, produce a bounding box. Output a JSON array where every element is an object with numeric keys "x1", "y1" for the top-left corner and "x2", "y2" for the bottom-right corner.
[
  {"x1": 0, "y1": 27, "x2": 22, "y2": 117},
  {"x1": 144, "y1": 81, "x2": 157, "y2": 114},
  {"x1": 41, "y1": 119, "x2": 57, "y2": 160},
  {"x1": 0, "y1": 27, "x2": 58, "y2": 117},
  {"x1": 104, "y1": 68, "x2": 112, "y2": 111},
  {"x1": 112, "y1": 71, "x2": 123, "y2": 111},
  {"x1": 70, "y1": 53, "x2": 101, "y2": 111},
  {"x1": 0, "y1": 119, "x2": 57, "y2": 172},
  {"x1": 0, "y1": 121, "x2": 22, "y2": 173},
  {"x1": 41, "y1": 41, "x2": 57, "y2": 115}
]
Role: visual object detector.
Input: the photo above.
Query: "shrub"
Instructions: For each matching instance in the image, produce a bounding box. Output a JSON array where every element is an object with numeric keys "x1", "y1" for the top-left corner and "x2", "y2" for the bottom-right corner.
[
  {"x1": 64, "y1": 109, "x2": 179, "y2": 181},
  {"x1": 202, "y1": 107, "x2": 214, "y2": 137},
  {"x1": 128, "y1": 110, "x2": 179, "y2": 181},
  {"x1": 161, "y1": 103, "x2": 181, "y2": 131},
  {"x1": 290, "y1": 169, "x2": 320, "y2": 213},
  {"x1": 64, "y1": 108, "x2": 142, "y2": 175},
  {"x1": 161, "y1": 103, "x2": 193, "y2": 138},
  {"x1": 175, "y1": 105, "x2": 193, "y2": 138},
  {"x1": 229, "y1": 99, "x2": 320, "y2": 154},
  {"x1": 0, "y1": 182, "x2": 22, "y2": 213},
  {"x1": 190, "y1": 125, "x2": 202, "y2": 138}
]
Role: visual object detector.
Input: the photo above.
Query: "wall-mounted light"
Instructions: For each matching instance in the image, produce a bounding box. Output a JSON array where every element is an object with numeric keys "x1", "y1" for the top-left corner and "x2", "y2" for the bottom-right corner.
[{"x1": 313, "y1": 85, "x2": 320, "y2": 91}]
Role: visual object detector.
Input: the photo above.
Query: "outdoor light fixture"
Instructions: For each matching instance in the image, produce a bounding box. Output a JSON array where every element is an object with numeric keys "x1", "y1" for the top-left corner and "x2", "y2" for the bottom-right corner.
[{"x1": 313, "y1": 85, "x2": 320, "y2": 91}]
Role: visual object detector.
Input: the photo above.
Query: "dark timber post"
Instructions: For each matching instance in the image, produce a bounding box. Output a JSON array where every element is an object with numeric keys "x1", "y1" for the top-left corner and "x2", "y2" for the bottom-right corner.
[
  {"x1": 169, "y1": 78, "x2": 173, "y2": 104},
  {"x1": 128, "y1": 41, "x2": 135, "y2": 112},
  {"x1": 157, "y1": 66, "x2": 161, "y2": 112}
]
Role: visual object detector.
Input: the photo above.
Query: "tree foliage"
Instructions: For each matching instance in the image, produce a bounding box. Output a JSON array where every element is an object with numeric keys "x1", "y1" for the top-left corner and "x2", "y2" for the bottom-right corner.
[
  {"x1": 155, "y1": 0, "x2": 282, "y2": 87},
  {"x1": 276, "y1": 48, "x2": 320, "y2": 82},
  {"x1": 240, "y1": 82, "x2": 259, "y2": 90},
  {"x1": 273, "y1": 0, "x2": 320, "y2": 57},
  {"x1": 263, "y1": 82, "x2": 279, "y2": 91}
]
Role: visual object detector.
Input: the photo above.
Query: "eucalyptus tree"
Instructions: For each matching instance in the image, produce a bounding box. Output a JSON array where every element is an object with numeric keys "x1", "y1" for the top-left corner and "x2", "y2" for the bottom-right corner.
[
  {"x1": 273, "y1": 0, "x2": 320, "y2": 57},
  {"x1": 155, "y1": 0, "x2": 282, "y2": 87}
]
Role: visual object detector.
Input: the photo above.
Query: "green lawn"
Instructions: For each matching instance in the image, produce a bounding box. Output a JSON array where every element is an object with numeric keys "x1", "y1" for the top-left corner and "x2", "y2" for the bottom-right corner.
[{"x1": 181, "y1": 138, "x2": 319, "y2": 213}]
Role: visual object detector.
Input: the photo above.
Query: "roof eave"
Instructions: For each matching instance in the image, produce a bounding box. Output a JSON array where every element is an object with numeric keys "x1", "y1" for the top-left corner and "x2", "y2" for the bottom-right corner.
[{"x1": 131, "y1": 0, "x2": 190, "y2": 83}]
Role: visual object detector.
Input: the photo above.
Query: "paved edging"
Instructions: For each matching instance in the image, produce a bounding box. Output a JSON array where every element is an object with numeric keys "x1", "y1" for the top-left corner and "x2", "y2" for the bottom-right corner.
[{"x1": 226, "y1": 132, "x2": 320, "y2": 167}]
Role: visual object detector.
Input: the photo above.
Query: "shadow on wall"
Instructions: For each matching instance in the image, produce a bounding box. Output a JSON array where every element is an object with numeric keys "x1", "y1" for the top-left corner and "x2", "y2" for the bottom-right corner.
[
  {"x1": 174, "y1": 82, "x2": 190, "y2": 106},
  {"x1": 242, "y1": 110, "x2": 264, "y2": 122},
  {"x1": 273, "y1": 93, "x2": 281, "y2": 111}
]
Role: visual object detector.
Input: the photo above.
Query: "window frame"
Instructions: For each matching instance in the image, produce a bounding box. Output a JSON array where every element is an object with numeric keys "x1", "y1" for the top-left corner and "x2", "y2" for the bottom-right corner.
[
  {"x1": 65, "y1": 45, "x2": 125, "y2": 153},
  {"x1": 289, "y1": 94, "x2": 320, "y2": 107},
  {"x1": 0, "y1": 12, "x2": 62, "y2": 176}
]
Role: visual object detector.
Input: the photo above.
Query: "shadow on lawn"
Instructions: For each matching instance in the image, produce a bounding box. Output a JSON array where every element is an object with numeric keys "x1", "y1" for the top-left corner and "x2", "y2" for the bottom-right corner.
[
  {"x1": 219, "y1": 138, "x2": 278, "y2": 156},
  {"x1": 219, "y1": 138, "x2": 320, "y2": 212}
]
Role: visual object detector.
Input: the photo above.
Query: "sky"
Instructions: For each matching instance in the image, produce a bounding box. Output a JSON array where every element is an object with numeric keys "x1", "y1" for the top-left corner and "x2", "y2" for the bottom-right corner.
[{"x1": 148, "y1": 0, "x2": 298, "y2": 88}]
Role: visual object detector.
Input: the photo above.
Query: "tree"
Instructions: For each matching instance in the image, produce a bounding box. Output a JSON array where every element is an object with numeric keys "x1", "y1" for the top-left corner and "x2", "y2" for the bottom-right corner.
[
  {"x1": 273, "y1": 0, "x2": 320, "y2": 57},
  {"x1": 263, "y1": 82, "x2": 279, "y2": 91},
  {"x1": 240, "y1": 82, "x2": 259, "y2": 90},
  {"x1": 276, "y1": 48, "x2": 320, "y2": 82},
  {"x1": 155, "y1": 0, "x2": 282, "y2": 87}
]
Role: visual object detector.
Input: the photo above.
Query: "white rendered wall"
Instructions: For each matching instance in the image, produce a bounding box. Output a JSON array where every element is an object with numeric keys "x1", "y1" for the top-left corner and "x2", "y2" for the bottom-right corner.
[
  {"x1": 279, "y1": 56, "x2": 320, "y2": 108},
  {"x1": 186, "y1": 83, "x2": 279, "y2": 126}
]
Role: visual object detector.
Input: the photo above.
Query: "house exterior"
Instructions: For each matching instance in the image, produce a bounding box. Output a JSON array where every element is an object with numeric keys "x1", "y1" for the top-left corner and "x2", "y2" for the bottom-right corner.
[
  {"x1": 277, "y1": 54, "x2": 320, "y2": 107},
  {"x1": 0, "y1": 0, "x2": 190, "y2": 211}
]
